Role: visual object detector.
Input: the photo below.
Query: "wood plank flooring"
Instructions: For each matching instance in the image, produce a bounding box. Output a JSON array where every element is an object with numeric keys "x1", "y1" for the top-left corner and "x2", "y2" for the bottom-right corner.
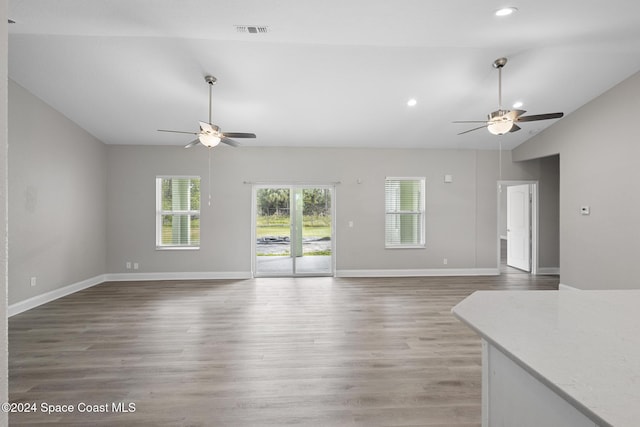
[{"x1": 9, "y1": 273, "x2": 558, "y2": 426}]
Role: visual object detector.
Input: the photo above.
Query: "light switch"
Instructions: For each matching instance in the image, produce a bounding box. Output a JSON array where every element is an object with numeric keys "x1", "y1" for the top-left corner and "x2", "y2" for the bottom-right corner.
[{"x1": 444, "y1": 174, "x2": 453, "y2": 183}]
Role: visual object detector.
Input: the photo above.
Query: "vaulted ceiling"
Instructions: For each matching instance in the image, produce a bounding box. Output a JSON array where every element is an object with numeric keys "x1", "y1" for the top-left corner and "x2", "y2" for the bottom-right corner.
[{"x1": 8, "y1": 1, "x2": 640, "y2": 150}]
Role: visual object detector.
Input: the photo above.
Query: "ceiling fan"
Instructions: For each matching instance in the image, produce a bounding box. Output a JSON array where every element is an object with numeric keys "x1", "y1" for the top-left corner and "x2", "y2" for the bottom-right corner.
[
  {"x1": 454, "y1": 57, "x2": 563, "y2": 135},
  {"x1": 158, "y1": 75, "x2": 256, "y2": 148}
]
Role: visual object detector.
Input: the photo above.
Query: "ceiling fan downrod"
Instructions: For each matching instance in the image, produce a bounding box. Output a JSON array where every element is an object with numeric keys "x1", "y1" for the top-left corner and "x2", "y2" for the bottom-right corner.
[
  {"x1": 205, "y1": 75, "x2": 217, "y2": 124},
  {"x1": 493, "y1": 57, "x2": 507, "y2": 111}
]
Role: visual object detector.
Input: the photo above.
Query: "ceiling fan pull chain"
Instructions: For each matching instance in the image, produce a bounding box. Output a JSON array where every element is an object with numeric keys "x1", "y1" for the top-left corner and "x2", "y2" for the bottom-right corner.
[
  {"x1": 208, "y1": 148, "x2": 212, "y2": 206},
  {"x1": 499, "y1": 140, "x2": 503, "y2": 181}
]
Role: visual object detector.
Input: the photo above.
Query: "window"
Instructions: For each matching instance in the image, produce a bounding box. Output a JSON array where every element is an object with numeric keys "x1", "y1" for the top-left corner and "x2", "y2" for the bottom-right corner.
[
  {"x1": 156, "y1": 176, "x2": 200, "y2": 249},
  {"x1": 385, "y1": 177, "x2": 425, "y2": 248}
]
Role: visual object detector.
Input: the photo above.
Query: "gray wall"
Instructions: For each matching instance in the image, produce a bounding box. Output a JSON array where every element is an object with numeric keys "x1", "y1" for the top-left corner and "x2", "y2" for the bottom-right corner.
[
  {"x1": 6, "y1": 80, "x2": 560, "y2": 311},
  {"x1": 537, "y1": 155, "x2": 560, "y2": 271},
  {"x1": 8, "y1": 80, "x2": 107, "y2": 304},
  {"x1": 514, "y1": 70, "x2": 640, "y2": 290},
  {"x1": 107, "y1": 146, "x2": 546, "y2": 275},
  {"x1": 1, "y1": 0, "x2": 9, "y2": 418}
]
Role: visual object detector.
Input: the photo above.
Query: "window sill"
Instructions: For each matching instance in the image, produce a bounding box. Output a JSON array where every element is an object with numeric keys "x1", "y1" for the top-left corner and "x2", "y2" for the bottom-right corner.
[{"x1": 156, "y1": 246, "x2": 200, "y2": 251}]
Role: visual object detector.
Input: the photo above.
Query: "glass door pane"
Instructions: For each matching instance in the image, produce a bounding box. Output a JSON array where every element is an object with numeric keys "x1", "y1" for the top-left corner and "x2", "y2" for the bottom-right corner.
[
  {"x1": 255, "y1": 187, "x2": 293, "y2": 276},
  {"x1": 295, "y1": 187, "x2": 332, "y2": 274}
]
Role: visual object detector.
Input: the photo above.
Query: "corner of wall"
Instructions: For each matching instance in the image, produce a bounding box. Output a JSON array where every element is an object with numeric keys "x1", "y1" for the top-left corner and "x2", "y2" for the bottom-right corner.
[{"x1": 1, "y1": 0, "x2": 10, "y2": 416}]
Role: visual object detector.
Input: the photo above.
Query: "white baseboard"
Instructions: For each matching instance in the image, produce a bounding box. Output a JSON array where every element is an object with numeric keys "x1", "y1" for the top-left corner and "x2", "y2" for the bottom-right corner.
[
  {"x1": 9, "y1": 274, "x2": 107, "y2": 317},
  {"x1": 105, "y1": 271, "x2": 252, "y2": 282},
  {"x1": 9, "y1": 268, "x2": 504, "y2": 316},
  {"x1": 537, "y1": 267, "x2": 560, "y2": 275},
  {"x1": 336, "y1": 268, "x2": 499, "y2": 278},
  {"x1": 559, "y1": 283, "x2": 581, "y2": 291},
  {"x1": 8, "y1": 271, "x2": 252, "y2": 317}
]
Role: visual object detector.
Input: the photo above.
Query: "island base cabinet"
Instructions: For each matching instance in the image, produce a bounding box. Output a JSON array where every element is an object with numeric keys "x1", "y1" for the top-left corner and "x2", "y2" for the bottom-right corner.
[{"x1": 481, "y1": 340, "x2": 601, "y2": 427}]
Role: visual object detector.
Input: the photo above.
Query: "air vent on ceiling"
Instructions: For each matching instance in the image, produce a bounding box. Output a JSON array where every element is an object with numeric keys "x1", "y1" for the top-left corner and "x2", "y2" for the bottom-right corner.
[
  {"x1": 8, "y1": 19, "x2": 16, "y2": 24},
  {"x1": 235, "y1": 25, "x2": 269, "y2": 34}
]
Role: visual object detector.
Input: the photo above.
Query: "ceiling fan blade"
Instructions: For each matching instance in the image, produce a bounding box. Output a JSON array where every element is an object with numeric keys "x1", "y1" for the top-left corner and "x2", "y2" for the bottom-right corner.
[
  {"x1": 515, "y1": 112, "x2": 564, "y2": 122},
  {"x1": 458, "y1": 124, "x2": 489, "y2": 135},
  {"x1": 222, "y1": 132, "x2": 256, "y2": 138},
  {"x1": 452, "y1": 120, "x2": 489, "y2": 124},
  {"x1": 509, "y1": 124, "x2": 521, "y2": 133},
  {"x1": 158, "y1": 129, "x2": 198, "y2": 135},
  {"x1": 220, "y1": 137, "x2": 240, "y2": 147},
  {"x1": 506, "y1": 110, "x2": 526, "y2": 120},
  {"x1": 184, "y1": 139, "x2": 201, "y2": 149}
]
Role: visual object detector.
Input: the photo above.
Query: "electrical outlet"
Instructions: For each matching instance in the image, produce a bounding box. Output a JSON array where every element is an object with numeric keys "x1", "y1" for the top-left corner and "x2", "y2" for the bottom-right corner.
[
  {"x1": 443, "y1": 258, "x2": 448, "y2": 265},
  {"x1": 126, "y1": 262, "x2": 132, "y2": 269},
  {"x1": 30, "y1": 277, "x2": 37, "y2": 287},
  {"x1": 133, "y1": 262, "x2": 139, "y2": 270}
]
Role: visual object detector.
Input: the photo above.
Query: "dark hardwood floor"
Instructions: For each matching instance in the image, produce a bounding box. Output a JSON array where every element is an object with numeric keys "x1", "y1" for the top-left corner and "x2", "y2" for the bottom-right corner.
[{"x1": 9, "y1": 272, "x2": 558, "y2": 426}]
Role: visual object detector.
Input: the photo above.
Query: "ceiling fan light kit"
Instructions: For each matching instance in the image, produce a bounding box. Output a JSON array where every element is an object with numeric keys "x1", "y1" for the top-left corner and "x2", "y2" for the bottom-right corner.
[
  {"x1": 487, "y1": 118, "x2": 514, "y2": 135},
  {"x1": 199, "y1": 134, "x2": 221, "y2": 148},
  {"x1": 197, "y1": 122, "x2": 222, "y2": 147},
  {"x1": 454, "y1": 57, "x2": 564, "y2": 136}
]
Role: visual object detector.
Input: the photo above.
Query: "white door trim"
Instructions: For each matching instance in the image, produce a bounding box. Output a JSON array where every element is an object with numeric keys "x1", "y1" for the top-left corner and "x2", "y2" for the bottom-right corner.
[{"x1": 497, "y1": 181, "x2": 538, "y2": 275}]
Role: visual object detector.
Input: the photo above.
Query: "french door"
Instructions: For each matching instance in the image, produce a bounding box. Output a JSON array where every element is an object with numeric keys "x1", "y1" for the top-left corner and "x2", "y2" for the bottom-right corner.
[{"x1": 253, "y1": 185, "x2": 334, "y2": 277}]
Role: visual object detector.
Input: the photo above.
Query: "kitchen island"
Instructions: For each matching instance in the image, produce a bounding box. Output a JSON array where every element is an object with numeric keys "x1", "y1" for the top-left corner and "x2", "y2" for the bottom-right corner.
[{"x1": 452, "y1": 290, "x2": 640, "y2": 427}]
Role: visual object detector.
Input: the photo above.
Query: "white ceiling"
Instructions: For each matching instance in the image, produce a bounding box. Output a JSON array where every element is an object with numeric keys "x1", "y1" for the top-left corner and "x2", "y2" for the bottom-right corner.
[{"x1": 8, "y1": 0, "x2": 640, "y2": 150}]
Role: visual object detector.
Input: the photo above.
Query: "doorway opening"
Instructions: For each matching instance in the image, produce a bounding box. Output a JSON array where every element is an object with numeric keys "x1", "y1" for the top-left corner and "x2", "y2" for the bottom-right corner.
[
  {"x1": 497, "y1": 181, "x2": 538, "y2": 274},
  {"x1": 252, "y1": 185, "x2": 335, "y2": 277}
]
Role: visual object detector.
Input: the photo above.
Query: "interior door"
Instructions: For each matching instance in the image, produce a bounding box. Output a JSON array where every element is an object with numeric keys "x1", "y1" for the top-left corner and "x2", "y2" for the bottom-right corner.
[
  {"x1": 254, "y1": 185, "x2": 333, "y2": 277},
  {"x1": 507, "y1": 184, "x2": 531, "y2": 272}
]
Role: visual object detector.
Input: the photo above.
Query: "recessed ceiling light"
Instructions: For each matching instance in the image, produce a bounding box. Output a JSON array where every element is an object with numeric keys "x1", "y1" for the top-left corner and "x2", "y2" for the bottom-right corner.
[
  {"x1": 407, "y1": 98, "x2": 417, "y2": 107},
  {"x1": 495, "y1": 7, "x2": 518, "y2": 17},
  {"x1": 513, "y1": 101, "x2": 523, "y2": 108}
]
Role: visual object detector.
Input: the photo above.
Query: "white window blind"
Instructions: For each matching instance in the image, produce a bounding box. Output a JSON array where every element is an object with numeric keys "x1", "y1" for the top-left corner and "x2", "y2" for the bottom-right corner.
[
  {"x1": 156, "y1": 176, "x2": 201, "y2": 249},
  {"x1": 385, "y1": 177, "x2": 425, "y2": 248}
]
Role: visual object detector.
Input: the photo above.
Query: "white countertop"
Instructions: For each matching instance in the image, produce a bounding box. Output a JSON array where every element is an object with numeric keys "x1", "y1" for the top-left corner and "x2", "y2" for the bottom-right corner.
[{"x1": 452, "y1": 290, "x2": 640, "y2": 427}]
